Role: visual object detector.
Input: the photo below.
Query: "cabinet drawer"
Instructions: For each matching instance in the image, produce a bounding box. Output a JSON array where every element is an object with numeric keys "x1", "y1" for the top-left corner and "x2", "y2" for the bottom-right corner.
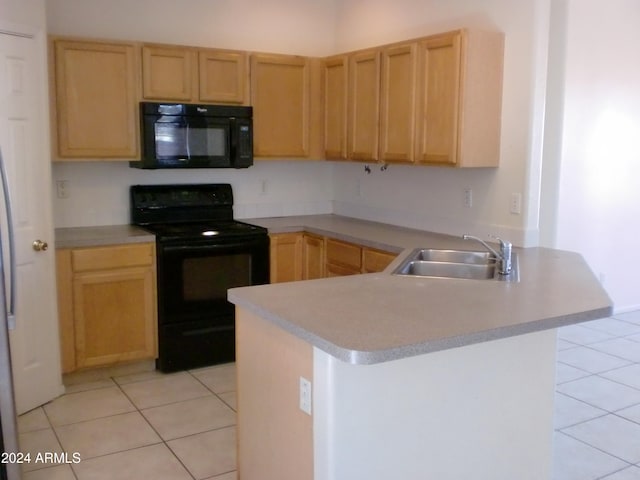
[
  {"x1": 72, "y1": 243, "x2": 155, "y2": 272},
  {"x1": 326, "y1": 263, "x2": 360, "y2": 277},
  {"x1": 326, "y1": 238, "x2": 362, "y2": 270},
  {"x1": 362, "y1": 248, "x2": 397, "y2": 273}
]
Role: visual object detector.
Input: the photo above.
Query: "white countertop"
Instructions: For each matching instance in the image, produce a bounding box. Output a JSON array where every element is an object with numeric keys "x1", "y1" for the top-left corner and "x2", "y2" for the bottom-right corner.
[{"x1": 229, "y1": 215, "x2": 613, "y2": 364}]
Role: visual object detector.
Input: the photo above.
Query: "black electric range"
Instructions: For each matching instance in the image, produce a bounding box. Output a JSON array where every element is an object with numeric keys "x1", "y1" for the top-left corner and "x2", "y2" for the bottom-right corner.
[{"x1": 131, "y1": 184, "x2": 270, "y2": 372}]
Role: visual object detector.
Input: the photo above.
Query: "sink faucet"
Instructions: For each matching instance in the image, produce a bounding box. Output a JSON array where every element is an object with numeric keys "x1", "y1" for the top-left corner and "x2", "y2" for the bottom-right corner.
[{"x1": 462, "y1": 234, "x2": 512, "y2": 275}]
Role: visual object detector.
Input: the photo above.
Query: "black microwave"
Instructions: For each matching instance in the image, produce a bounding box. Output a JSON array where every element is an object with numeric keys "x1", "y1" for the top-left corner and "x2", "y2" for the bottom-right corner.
[{"x1": 131, "y1": 102, "x2": 253, "y2": 169}]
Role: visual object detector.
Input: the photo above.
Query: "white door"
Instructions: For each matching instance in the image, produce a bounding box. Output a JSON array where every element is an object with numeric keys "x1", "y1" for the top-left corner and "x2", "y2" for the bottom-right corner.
[{"x1": 0, "y1": 26, "x2": 64, "y2": 414}]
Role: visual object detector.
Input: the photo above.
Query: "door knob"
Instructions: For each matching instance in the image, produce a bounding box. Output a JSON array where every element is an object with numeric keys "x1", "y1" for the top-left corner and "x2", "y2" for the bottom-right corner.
[{"x1": 32, "y1": 240, "x2": 48, "y2": 252}]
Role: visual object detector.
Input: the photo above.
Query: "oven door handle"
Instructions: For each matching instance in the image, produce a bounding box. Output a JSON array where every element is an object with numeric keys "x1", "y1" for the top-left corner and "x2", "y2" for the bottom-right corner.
[{"x1": 160, "y1": 239, "x2": 267, "y2": 254}]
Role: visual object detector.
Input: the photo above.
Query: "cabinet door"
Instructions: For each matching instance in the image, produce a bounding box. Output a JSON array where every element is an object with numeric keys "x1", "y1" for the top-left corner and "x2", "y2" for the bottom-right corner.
[
  {"x1": 362, "y1": 248, "x2": 397, "y2": 273},
  {"x1": 302, "y1": 234, "x2": 325, "y2": 280},
  {"x1": 347, "y1": 50, "x2": 380, "y2": 162},
  {"x1": 73, "y1": 266, "x2": 157, "y2": 368},
  {"x1": 325, "y1": 238, "x2": 362, "y2": 276},
  {"x1": 323, "y1": 56, "x2": 348, "y2": 160},
  {"x1": 251, "y1": 54, "x2": 310, "y2": 157},
  {"x1": 199, "y1": 49, "x2": 248, "y2": 104},
  {"x1": 270, "y1": 233, "x2": 303, "y2": 283},
  {"x1": 415, "y1": 32, "x2": 461, "y2": 165},
  {"x1": 53, "y1": 39, "x2": 139, "y2": 158},
  {"x1": 379, "y1": 43, "x2": 417, "y2": 163},
  {"x1": 142, "y1": 45, "x2": 195, "y2": 101}
]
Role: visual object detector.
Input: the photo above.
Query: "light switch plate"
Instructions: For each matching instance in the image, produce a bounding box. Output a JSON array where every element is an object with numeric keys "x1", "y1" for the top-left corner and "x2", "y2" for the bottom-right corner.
[{"x1": 299, "y1": 376, "x2": 312, "y2": 415}]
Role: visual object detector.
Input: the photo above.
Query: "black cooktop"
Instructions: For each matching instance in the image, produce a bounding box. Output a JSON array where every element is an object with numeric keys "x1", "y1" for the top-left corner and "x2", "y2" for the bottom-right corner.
[
  {"x1": 130, "y1": 184, "x2": 267, "y2": 241},
  {"x1": 141, "y1": 220, "x2": 267, "y2": 241}
]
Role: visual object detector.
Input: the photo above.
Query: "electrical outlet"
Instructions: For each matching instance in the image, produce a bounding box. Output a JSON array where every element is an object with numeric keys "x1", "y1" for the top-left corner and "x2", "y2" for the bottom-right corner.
[
  {"x1": 464, "y1": 188, "x2": 473, "y2": 208},
  {"x1": 299, "y1": 376, "x2": 312, "y2": 415},
  {"x1": 56, "y1": 180, "x2": 70, "y2": 199},
  {"x1": 510, "y1": 193, "x2": 522, "y2": 215},
  {"x1": 260, "y1": 179, "x2": 268, "y2": 195}
]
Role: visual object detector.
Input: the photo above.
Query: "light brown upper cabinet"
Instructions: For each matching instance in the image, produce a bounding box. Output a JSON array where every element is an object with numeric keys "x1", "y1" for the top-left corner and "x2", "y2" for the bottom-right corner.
[
  {"x1": 415, "y1": 30, "x2": 504, "y2": 167},
  {"x1": 142, "y1": 44, "x2": 248, "y2": 104},
  {"x1": 347, "y1": 50, "x2": 380, "y2": 162},
  {"x1": 379, "y1": 42, "x2": 418, "y2": 163},
  {"x1": 199, "y1": 49, "x2": 247, "y2": 103},
  {"x1": 323, "y1": 55, "x2": 349, "y2": 160},
  {"x1": 324, "y1": 29, "x2": 503, "y2": 167},
  {"x1": 330, "y1": 42, "x2": 418, "y2": 164},
  {"x1": 251, "y1": 53, "x2": 323, "y2": 158},
  {"x1": 52, "y1": 38, "x2": 139, "y2": 159},
  {"x1": 142, "y1": 45, "x2": 194, "y2": 101}
]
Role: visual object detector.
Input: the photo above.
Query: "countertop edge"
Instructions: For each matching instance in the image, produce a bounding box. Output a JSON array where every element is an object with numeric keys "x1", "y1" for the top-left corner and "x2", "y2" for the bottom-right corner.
[
  {"x1": 229, "y1": 215, "x2": 613, "y2": 366},
  {"x1": 230, "y1": 288, "x2": 613, "y2": 365}
]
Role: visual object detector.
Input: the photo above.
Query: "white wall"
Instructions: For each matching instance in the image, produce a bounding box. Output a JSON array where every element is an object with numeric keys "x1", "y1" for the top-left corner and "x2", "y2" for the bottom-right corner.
[
  {"x1": 0, "y1": 0, "x2": 46, "y2": 29},
  {"x1": 46, "y1": 0, "x2": 337, "y2": 227},
  {"x1": 331, "y1": 0, "x2": 551, "y2": 246},
  {"x1": 46, "y1": 0, "x2": 338, "y2": 56},
  {"x1": 548, "y1": 0, "x2": 640, "y2": 311},
  {"x1": 53, "y1": 161, "x2": 333, "y2": 227}
]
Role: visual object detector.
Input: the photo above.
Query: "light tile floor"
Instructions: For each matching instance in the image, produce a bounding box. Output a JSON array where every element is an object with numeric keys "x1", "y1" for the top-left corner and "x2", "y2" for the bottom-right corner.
[
  {"x1": 17, "y1": 363, "x2": 238, "y2": 480},
  {"x1": 16, "y1": 310, "x2": 640, "y2": 479},
  {"x1": 554, "y1": 310, "x2": 640, "y2": 480}
]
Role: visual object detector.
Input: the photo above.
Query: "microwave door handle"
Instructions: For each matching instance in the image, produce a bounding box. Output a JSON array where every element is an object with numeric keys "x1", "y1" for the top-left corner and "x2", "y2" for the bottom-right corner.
[
  {"x1": 0, "y1": 149, "x2": 16, "y2": 329},
  {"x1": 185, "y1": 123, "x2": 191, "y2": 159}
]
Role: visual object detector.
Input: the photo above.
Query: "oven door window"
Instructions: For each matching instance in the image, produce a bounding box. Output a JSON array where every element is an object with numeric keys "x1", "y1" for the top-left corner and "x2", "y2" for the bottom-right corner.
[
  {"x1": 158, "y1": 239, "x2": 269, "y2": 324},
  {"x1": 153, "y1": 116, "x2": 230, "y2": 167},
  {"x1": 182, "y1": 254, "x2": 250, "y2": 302}
]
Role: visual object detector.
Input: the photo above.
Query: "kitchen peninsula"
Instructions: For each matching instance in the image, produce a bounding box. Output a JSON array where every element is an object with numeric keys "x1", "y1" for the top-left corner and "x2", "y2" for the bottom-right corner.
[{"x1": 228, "y1": 215, "x2": 612, "y2": 480}]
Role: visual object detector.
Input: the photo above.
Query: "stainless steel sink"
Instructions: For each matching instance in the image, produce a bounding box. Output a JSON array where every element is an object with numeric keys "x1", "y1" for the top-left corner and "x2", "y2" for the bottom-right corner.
[
  {"x1": 400, "y1": 261, "x2": 496, "y2": 280},
  {"x1": 414, "y1": 249, "x2": 494, "y2": 265},
  {"x1": 392, "y1": 248, "x2": 519, "y2": 282}
]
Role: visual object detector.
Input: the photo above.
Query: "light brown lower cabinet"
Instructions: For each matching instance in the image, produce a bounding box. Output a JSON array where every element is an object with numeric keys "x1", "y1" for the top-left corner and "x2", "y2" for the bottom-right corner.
[
  {"x1": 270, "y1": 233, "x2": 396, "y2": 283},
  {"x1": 362, "y1": 246, "x2": 397, "y2": 273},
  {"x1": 325, "y1": 238, "x2": 362, "y2": 276},
  {"x1": 56, "y1": 243, "x2": 158, "y2": 373},
  {"x1": 302, "y1": 233, "x2": 325, "y2": 280},
  {"x1": 269, "y1": 233, "x2": 304, "y2": 284}
]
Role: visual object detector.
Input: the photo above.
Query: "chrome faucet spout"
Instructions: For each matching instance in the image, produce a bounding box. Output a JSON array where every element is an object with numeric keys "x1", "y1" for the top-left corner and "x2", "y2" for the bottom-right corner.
[{"x1": 462, "y1": 234, "x2": 512, "y2": 275}]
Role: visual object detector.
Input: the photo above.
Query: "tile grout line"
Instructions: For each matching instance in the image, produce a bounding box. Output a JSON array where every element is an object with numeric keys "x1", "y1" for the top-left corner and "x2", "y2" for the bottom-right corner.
[
  {"x1": 555, "y1": 315, "x2": 640, "y2": 480},
  {"x1": 593, "y1": 464, "x2": 640, "y2": 480},
  {"x1": 112, "y1": 368, "x2": 239, "y2": 479},
  {"x1": 26, "y1": 405, "x2": 80, "y2": 480},
  {"x1": 187, "y1": 369, "x2": 238, "y2": 413},
  {"x1": 27, "y1": 366, "x2": 240, "y2": 479},
  {"x1": 556, "y1": 360, "x2": 637, "y2": 381},
  {"x1": 112, "y1": 374, "x2": 198, "y2": 480},
  {"x1": 556, "y1": 430, "x2": 635, "y2": 472}
]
